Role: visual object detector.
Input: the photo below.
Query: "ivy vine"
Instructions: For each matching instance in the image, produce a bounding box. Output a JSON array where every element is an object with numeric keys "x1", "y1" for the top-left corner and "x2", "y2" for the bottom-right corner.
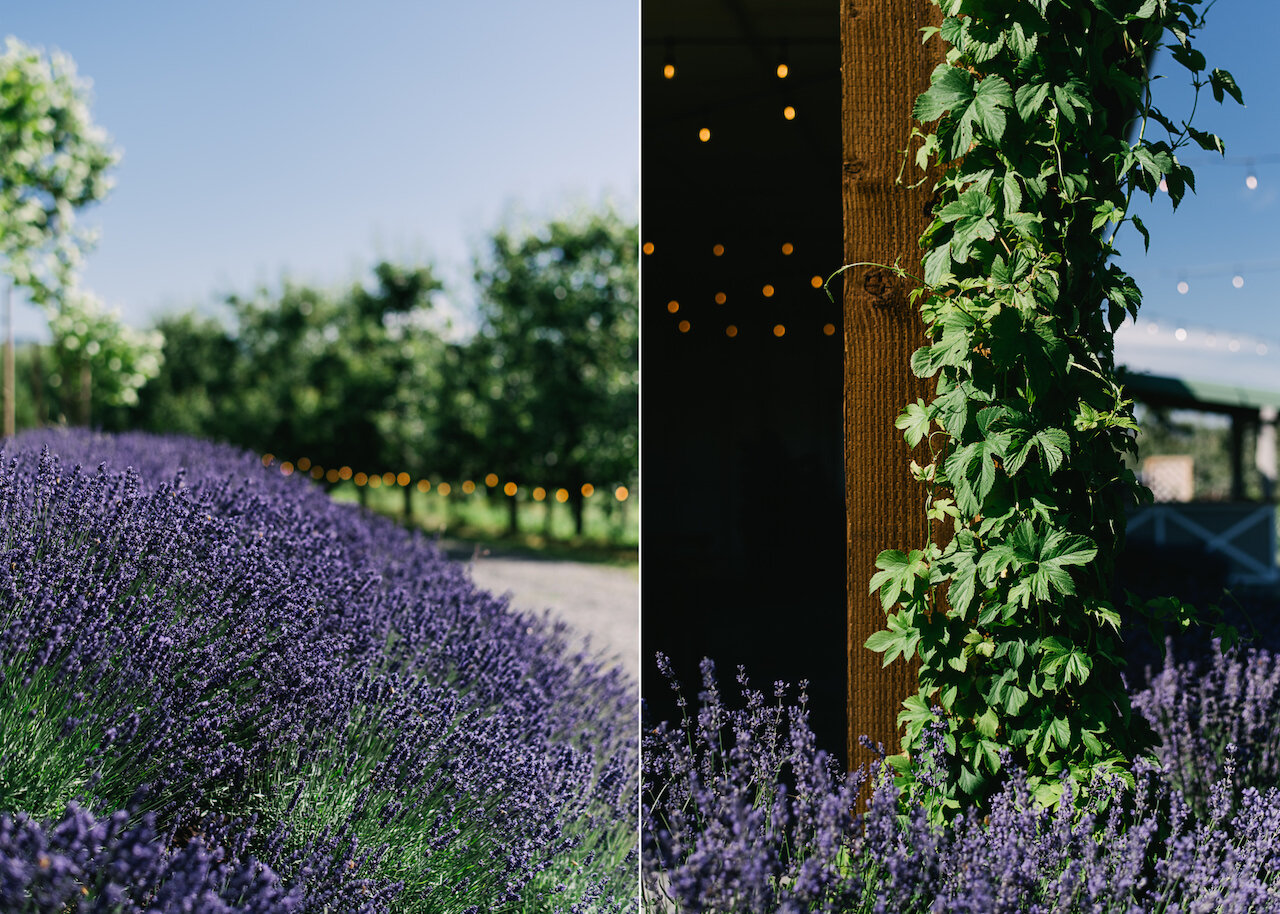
[{"x1": 861, "y1": 0, "x2": 1244, "y2": 814}]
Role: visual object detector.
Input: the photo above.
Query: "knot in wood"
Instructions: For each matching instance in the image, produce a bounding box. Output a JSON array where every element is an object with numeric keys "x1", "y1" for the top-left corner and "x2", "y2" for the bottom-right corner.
[{"x1": 862, "y1": 268, "x2": 897, "y2": 308}]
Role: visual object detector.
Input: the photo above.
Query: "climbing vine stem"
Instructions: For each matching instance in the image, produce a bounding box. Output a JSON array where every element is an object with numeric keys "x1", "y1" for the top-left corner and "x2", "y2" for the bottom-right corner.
[{"x1": 859, "y1": 0, "x2": 1244, "y2": 816}]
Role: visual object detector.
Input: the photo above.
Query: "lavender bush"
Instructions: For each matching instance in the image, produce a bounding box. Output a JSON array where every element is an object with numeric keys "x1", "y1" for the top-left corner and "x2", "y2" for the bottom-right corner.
[
  {"x1": 0, "y1": 429, "x2": 637, "y2": 913},
  {"x1": 644, "y1": 651, "x2": 1280, "y2": 913}
]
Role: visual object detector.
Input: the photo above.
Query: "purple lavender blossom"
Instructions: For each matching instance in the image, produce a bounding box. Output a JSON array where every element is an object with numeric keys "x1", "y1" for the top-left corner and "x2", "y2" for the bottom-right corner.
[
  {"x1": 0, "y1": 429, "x2": 638, "y2": 912},
  {"x1": 645, "y1": 652, "x2": 1280, "y2": 913}
]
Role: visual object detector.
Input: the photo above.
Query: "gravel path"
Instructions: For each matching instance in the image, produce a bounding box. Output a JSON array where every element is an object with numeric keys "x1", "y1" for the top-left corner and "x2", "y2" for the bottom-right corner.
[{"x1": 443, "y1": 541, "x2": 640, "y2": 685}]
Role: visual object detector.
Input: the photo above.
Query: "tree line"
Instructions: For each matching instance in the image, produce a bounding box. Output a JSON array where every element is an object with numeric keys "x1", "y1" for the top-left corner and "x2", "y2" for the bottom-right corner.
[{"x1": 16, "y1": 207, "x2": 638, "y2": 537}]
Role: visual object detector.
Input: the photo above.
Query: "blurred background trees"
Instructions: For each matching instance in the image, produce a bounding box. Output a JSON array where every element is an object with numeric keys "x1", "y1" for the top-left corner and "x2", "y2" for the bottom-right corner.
[{"x1": 14, "y1": 204, "x2": 639, "y2": 543}]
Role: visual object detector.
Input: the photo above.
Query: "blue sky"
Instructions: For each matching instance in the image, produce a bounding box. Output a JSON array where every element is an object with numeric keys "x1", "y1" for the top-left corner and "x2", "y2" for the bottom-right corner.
[
  {"x1": 1113, "y1": 0, "x2": 1280, "y2": 388},
  {"x1": 4, "y1": 1, "x2": 638, "y2": 340}
]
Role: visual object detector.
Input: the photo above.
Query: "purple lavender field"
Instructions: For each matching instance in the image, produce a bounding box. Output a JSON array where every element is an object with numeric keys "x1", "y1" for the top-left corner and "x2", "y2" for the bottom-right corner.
[
  {"x1": 0, "y1": 430, "x2": 637, "y2": 913},
  {"x1": 642, "y1": 650, "x2": 1280, "y2": 912}
]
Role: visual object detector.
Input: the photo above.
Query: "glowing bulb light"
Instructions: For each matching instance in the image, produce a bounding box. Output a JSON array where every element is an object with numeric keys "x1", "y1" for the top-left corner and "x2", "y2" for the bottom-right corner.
[
  {"x1": 783, "y1": 106, "x2": 796, "y2": 120},
  {"x1": 698, "y1": 126, "x2": 711, "y2": 142}
]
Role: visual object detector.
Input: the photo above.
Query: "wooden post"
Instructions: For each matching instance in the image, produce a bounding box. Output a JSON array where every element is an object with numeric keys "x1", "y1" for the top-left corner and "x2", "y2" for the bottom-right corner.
[
  {"x1": 842, "y1": 0, "x2": 944, "y2": 771},
  {"x1": 3, "y1": 283, "x2": 13, "y2": 438}
]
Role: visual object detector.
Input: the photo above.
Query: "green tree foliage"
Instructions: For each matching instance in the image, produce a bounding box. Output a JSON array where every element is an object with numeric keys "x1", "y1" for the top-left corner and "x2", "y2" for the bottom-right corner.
[
  {"x1": 862, "y1": 0, "x2": 1241, "y2": 816},
  {"x1": 44, "y1": 289, "x2": 163, "y2": 426},
  {"x1": 473, "y1": 207, "x2": 638, "y2": 535},
  {"x1": 0, "y1": 37, "x2": 117, "y2": 304}
]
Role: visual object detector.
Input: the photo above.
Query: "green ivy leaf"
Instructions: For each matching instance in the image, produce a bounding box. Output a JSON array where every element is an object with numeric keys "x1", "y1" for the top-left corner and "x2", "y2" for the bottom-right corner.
[
  {"x1": 1209, "y1": 68, "x2": 1243, "y2": 105},
  {"x1": 914, "y1": 64, "x2": 974, "y2": 121}
]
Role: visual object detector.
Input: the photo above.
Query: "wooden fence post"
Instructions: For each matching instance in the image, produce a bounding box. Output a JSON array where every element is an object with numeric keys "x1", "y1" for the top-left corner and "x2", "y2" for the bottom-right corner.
[{"x1": 842, "y1": 0, "x2": 944, "y2": 772}]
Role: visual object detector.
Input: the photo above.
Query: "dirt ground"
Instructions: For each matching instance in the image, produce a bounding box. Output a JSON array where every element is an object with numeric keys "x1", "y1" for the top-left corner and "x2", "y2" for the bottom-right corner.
[{"x1": 443, "y1": 541, "x2": 640, "y2": 686}]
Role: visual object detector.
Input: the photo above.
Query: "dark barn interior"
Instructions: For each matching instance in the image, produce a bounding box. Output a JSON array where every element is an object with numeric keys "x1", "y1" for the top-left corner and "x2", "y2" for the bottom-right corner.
[{"x1": 640, "y1": 1, "x2": 849, "y2": 759}]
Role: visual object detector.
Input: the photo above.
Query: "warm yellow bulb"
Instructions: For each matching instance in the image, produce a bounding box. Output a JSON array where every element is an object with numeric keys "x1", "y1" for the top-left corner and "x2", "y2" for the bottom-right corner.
[
  {"x1": 642, "y1": 241, "x2": 655, "y2": 255},
  {"x1": 781, "y1": 242, "x2": 794, "y2": 255},
  {"x1": 462, "y1": 480, "x2": 477, "y2": 494},
  {"x1": 698, "y1": 126, "x2": 711, "y2": 142},
  {"x1": 714, "y1": 292, "x2": 727, "y2": 305},
  {"x1": 382, "y1": 472, "x2": 395, "y2": 486},
  {"x1": 504, "y1": 482, "x2": 518, "y2": 496},
  {"x1": 762, "y1": 284, "x2": 775, "y2": 298},
  {"x1": 555, "y1": 488, "x2": 570, "y2": 503},
  {"x1": 777, "y1": 63, "x2": 789, "y2": 79},
  {"x1": 667, "y1": 300, "x2": 680, "y2": 313},
  {"x1": 281, "y1": 461, "x2": 295, "y2": 476},
  {"x1": 773, "y1": 324, "x2": 786, "y2": 337},
  {"x1": 417, "y1": 479, "x2": 430, "y2": 492},
  {"x1": 823, "y1": 323, "x2": 836, "y2": 336},
  {"x1": 339, "y1": 466, "x2": 352, "y2": 480},
  {"x1": 397, "y1": 472, "x2": 410, "y2": 487},
  {"x1": 261, "y1": 453, "x2": 274, "y2": 467},
  {"x1": 663, "y1": 63, "x2": 676, "y2": 79},
  {"x1": 712, "y1": 244, "x2": 725, "y2": 256},
  {"x1": 533, "y1": 486, "x2": 547, "y2": 502},
  {"x1": 615, "y1": 486, "x2": 630, "y2": 502},
  {"x1": 485, "y1": 473, "x2": 499, "y2": 487},
  {"x1": 783, "y1": 105, "x2": 796, "y2": 120},
  {"x1": 726, "y1": 325, "x2": 738, "y2": 338},
  {"x1": 438, "y1": 482, "x2": 452, "y2": 496},
  {"x1": 678, "y1": 320, "x2": 691, "y2": 333},
  {"x1": 296, "y1": 456, "x2": 311, "y2": 471},
  {"x1": 581, "y1": 483, "x2": 595, "y2": 497},
  {"x1": 326, "y1": 468, "x2": 340, "y2": 483},
  {"x1": 810, "y1": 275, "x2": 823, "y2": 288},
  {"x1": 354, "y1": 472, "x2": 368, "y2": 486},
  {"x1": 310, "y1": 465, "x2": 324, "y2": 479}
]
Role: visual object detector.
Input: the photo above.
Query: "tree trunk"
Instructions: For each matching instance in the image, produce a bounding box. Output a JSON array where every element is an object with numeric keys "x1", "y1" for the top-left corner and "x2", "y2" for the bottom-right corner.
[
  {"x1": 569, "y1": 489, "x2": 586, "y2": 538},
  {"x1": 843, "y1": 0, "x2": 944, "y2": 773},
  {"x1": 30, "y1": 344, "x2": 44, "y2": 426},
  {"x1": 403, "y1": 484, "x2": 413, "y2": 521},
  {"x1": 507, "y1": 492, "x2": 519, "y2": 536},
  {"x1": 79, "y1": 360, "x2": 91, "y2": 427}
]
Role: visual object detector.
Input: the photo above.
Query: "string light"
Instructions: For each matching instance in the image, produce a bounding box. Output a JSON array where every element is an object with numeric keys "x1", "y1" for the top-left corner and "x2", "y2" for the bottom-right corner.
[
  {"x1": 667, "y1": 300, "x2": 680, "y2": 313},
  {"x1": 712, "y1": 243, "x2": 725, "y2": 256},
  {"x1": 1233, "y1": 274, "x2": 1245, "y2": 288},
  {"x1": 1177, "y1": 280, "x2": 1190, "y2": 294},
  {"x1": 281, "y1": 461, "x2": 294, "y2": 476},
  {"x1": 438, "y1": 482, "x2": 451, "y2": 496},
  {"x1": 533, "y1": 486, "x2": 546, "y2": 501},
  {"x1": 781, "y1": 242, "x2": 793, "y2": 255},
  {"x1": 297, "y1": 457, "x2": 311, "y2": 471},
  {"x1": 504, "y1": 482, "x2": 518, "y2": 496},
  {"x1": 1246, "y1": 158, "x2": 1258, "y2": 190},
  {"x1": 783, "y1": 105, "x2": 796, "y2": 120},
  {"x1": 381, "y1": 472, "x2": 395, "y2": 486},
  {"x1": 714, "y1": 291, "x2": 727, "y2": 304},
  {"x1": 823, "y1": 323, "x2": 836, "y2": 336},
  {"x1": 310, "y1": 466, "x2": 323, "y2": 480},
  {"x1": 698, "y1": 126, "x2": 711, "y2": 142},
  {"x1": 643, "y1": 242, "x2": 655, "y2": 255},
  {"x1": 555, "y1": 488, "x2": 569, "y2": 503},
  {"x1": 663, "y1": 62, "x2": 676, "y2": 79},
  {"x1": 678, "y1": 320, "x2": 691, "y2": 333},
  {"x1": 615, "y1": 486, "x2": 629, "y2": 501},
  {"x1": 762, "y1": 284, "x2": 775, "y2": 297},
  {"x1": 326, "y1": 468, "x2": 339, "y2": 483},
  {"x1": 581, "y1": 483, "x2": 595, "y2": 497},
  {"x1": 810, "y1": 275, "x2": 823, "y2": 288},
  {"x1": 261, "y1": 453, "x2": 274, "y2": 466},
  {"x1": 773, "y1": 324, "x2": 786, "y2": 337},
  {"x1": 354, "y1": 471, "x2": 368, "y2": 486},
  {"x1": 485, "y1": 473, "x2": 499, "y2": 487},
  {"x1": 417, "y1": 479, "x2": 430, "y2": 492},
  {"x1": 397, "y1": 472, "x2": 410, "y2": 486},
  {"x1": 369, "y1": 474, "x2": 382, "y2": 488},
  {"x1": 339, "y1": 466, "x2": 352, "y2": 480},
  {"x1": 726, "y1": 324, "x2": 738, "y2": 338}
]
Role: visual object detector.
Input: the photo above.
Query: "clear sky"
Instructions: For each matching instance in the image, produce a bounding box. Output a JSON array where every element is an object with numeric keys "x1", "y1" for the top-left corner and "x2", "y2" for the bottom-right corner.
[
  {"x1": 1113, "y1": 0, "x2": 1280, "y2": 388},
  {"x1": 4, "y1": 1, "x2": 638, "y2": 341}
]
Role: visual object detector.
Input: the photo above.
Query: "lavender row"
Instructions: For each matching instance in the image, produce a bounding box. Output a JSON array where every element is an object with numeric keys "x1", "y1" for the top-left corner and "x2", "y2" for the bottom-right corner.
[
  {"x1": 0, "y1": 429, "x2": 637, "y2": 913},
  {"x1": 644, "y1": 651, "x2": 1280, "y2": 913}
]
